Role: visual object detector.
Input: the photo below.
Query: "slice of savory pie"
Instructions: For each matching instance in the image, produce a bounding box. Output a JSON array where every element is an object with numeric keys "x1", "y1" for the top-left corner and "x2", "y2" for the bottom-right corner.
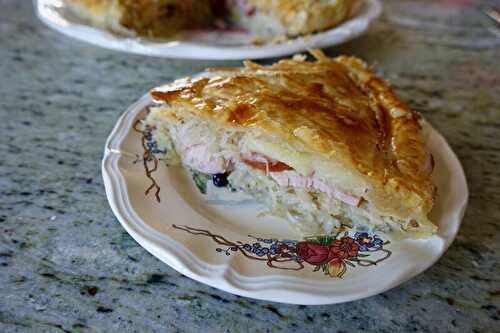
[
  {"x1": 66, "y1": 0, "x2": 215, "y2": 37},
  {"x1": 66, "y1": 0, "x2": 357, "y2": 38},
  {"x1": 143, "y1": 50, "x2": 437, "y2": 238}
]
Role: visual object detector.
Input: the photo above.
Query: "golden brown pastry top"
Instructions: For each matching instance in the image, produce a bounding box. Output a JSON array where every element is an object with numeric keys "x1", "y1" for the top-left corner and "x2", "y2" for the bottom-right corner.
[{"x1": 151, "y1": 50, "x2": 436, "y2": 231}]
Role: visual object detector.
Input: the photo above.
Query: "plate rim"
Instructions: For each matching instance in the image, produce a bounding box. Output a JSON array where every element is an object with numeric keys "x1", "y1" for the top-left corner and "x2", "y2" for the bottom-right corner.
[
  {"x1": 101, "y1": 93, "x2": 468, "y2": 305},
  {"x1": 35, "y1": 0, "x2": 382, "y2": 60}
]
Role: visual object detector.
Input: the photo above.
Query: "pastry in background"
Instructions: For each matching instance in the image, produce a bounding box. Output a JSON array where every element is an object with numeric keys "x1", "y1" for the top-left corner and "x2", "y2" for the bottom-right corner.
[{"x1": 66, "y1": 0, "x2": 359, "y2": 39}]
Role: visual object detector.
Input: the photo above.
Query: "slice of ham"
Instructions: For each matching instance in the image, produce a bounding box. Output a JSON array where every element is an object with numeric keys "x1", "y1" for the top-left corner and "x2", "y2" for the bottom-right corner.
[
  {"x1": 182, "y1": 144, "x2": 231, "y2": 174},
  {"x1": 241, "y1": 152, "x2": 361, "y2": 207},
  {"x1": 241, "y1": 152, "x2": 293, "y2": 172},
  {"x1": 270, "y1": 171, "x2": 362, "y2": 207},
  {"x1": 222, "y1": 0, "x2": 256, "y2": 16},
  {"x1": 236, "y1": 0, "x2": 256, "y2": 16}
]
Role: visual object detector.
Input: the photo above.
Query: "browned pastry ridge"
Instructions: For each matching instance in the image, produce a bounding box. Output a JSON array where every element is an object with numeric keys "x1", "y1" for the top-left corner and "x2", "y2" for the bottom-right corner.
[{"x1": 150, "y1": 50, "x2": 437, "y2": 235}]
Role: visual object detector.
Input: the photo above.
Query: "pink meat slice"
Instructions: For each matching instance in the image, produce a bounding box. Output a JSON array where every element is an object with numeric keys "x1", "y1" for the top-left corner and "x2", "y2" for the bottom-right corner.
[
  {"x1": 270, "y1": 171, "x2": 362, "y2": 207},
  {"x1": 237, "y1": 0, "x2": 256, "y2": 16},
  {"x1": 224, "y1": 0, "x2": 256, "y2": 16},
  {"x1": 182, "y1": 144, "x2": 230, "y2": 174}
]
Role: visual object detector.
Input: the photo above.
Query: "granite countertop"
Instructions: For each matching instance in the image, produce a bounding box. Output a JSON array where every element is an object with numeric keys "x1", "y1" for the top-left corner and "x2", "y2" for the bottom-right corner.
[{"x1": 1, "y1": 0, "x2": 499, "y2": 332}]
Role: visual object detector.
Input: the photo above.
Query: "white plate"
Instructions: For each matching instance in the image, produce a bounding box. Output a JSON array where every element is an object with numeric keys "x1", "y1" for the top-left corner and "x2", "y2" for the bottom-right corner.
[
  {"x1": 102, "y1": 94, "x2": 468, "y2": 305},
  {"x1": 36, "y1": 0, "x2": 382, "y2": 60}
]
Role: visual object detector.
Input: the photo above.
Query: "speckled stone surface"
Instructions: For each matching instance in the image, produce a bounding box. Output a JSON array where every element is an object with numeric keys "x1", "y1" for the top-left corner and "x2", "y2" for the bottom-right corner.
[{"x1": 1, "y1": 0, "x2": 499, "y2": 332}]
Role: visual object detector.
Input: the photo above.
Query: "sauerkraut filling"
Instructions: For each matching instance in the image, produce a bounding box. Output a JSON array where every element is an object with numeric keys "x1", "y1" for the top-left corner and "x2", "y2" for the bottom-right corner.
[{"x1": 143, "y1": 106, "x2": 406, "y2": 235}]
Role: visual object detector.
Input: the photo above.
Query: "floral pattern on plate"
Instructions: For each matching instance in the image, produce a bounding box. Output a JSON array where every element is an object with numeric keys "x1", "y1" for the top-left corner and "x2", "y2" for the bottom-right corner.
[{"x1": 173, "y1": 225, "x2": 391, "y2": 278}]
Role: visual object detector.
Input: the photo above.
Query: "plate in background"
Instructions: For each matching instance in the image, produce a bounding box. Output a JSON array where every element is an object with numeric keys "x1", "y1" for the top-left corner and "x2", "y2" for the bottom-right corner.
[{"x1": 36, "y1": 0, "x2": 382, "y2": 60}]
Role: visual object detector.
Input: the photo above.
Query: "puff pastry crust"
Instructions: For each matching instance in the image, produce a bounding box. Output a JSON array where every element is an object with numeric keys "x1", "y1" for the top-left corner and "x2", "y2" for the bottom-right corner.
[{"x1": 151, "y1": 50, "x2": 437, "y2": 233}]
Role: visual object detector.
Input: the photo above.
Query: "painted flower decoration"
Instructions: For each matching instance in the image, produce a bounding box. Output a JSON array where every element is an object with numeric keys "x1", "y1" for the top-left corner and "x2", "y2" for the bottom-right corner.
[
  {"x1": 329, "y1": 236, "x2": 359, "y2": 259},
  {"x1": 296, "y1": 236, "x2": 360, "y2": 265},
  {"x1": 355, "y1": 232, "x2": 384, "y2": 252},
  {"x1": 172, "y1": 225, "x2": 392, "y2": 279},
  {"x1": 328, "y1": 259, "x2": 347, "y2": 278},
  {"x1": 295, "y1": 236, "x2": 360, "y2": 278},
  {"x1": 296, "y1": 242, "x2": 332, "y2": 265}
]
